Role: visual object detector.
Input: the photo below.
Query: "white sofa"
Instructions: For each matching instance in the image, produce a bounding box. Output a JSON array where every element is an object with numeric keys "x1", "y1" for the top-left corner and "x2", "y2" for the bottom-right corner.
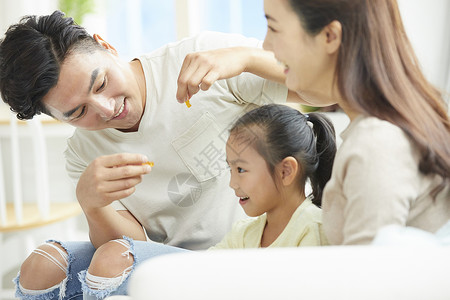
[
  {"x1": 126, "y1": 179, "x2": 450, "y2": 300},
  {"x1": 128, "y1": 245, "x2": 450, "y2": 300}
]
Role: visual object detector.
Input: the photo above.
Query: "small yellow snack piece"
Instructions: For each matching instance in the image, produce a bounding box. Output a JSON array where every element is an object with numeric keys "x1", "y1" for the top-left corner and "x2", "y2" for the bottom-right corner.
[
  {"x1": 142, "y1": 161, "x2": 154, "y2": 167},
  {"x1": 185, "y1": 98, "x2": 192, "y2": 108}
]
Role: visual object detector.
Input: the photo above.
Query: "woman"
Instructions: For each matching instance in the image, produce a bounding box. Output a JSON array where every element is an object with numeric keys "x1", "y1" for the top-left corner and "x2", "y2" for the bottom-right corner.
[{"x1": 262, "y1": 0, "x2": 450, "y2": 245}]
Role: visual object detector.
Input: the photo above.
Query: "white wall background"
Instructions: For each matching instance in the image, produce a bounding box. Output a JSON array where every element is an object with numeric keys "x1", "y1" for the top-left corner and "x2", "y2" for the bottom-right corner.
[
  {"x1": 398, "y1": 0, "x2": 450, "y2": 97},
  {"x1": 0, "y1": 0, "x2": 58, "y2": 33}
]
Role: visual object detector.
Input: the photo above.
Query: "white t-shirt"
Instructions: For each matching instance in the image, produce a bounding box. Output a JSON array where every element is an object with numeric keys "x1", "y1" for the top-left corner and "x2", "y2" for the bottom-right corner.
[{"x1": 65, "y1": 31, "x2": 288, "y2": 250}]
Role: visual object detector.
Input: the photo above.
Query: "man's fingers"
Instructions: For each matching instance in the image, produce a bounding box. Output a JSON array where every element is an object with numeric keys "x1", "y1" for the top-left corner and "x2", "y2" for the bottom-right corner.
[
  {"x1": 105, "y1": 163, "x2": 151, "y2": 181},
  {"x1": 99, "y1": 153, "x2": 149, "y2": 168},
  {"x1": 100, "y1": 176, "x2": 143, "y2": 194},
  {"x1": 101, "y1": 186, "x2": 138, "y2": 203}
]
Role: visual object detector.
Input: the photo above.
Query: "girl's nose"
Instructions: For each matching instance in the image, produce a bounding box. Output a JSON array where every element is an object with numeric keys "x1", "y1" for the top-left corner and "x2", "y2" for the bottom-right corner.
[
  {"x1": 92, "y1": 96, "x2": 115, "y2": 120},
  {"x1": 229, "y1": 172, "x2": 239, "y2": 190}
]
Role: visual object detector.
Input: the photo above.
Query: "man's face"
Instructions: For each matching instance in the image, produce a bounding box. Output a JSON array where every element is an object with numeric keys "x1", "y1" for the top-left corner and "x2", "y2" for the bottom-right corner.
[{"x1": 43, "y1": 47, "x2": 145, "y2": 131}]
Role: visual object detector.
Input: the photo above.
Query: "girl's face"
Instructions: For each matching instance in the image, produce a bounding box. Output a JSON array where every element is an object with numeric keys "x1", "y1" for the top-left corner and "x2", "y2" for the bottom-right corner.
[
  {"x1": 263, "y1": 0, "x2": 339, "y2": 107},
  {"x1": 226, "y1": 133, "x2": 281, "y2": 217},
  {"x1": 43, "y1": 39, "x2": 146, "y2": 132}
]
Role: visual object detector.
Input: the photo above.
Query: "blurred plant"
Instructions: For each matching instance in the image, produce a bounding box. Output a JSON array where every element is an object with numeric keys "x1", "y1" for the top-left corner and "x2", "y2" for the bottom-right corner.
[
  {"x1": 300, "y1": 104, "x2": 321, "y2": 113},
  {"x1": 301, "y1": 104, "x2": 340, "y2": 113},
  {"x1": 58, "y1": 0, "x2": 95, "y2": 25}
]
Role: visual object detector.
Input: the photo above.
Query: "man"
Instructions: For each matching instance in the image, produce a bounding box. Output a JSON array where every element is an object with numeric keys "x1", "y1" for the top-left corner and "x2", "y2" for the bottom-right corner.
[{"x1": 0, "y1": 10, "x2": 299, "y2": 299}]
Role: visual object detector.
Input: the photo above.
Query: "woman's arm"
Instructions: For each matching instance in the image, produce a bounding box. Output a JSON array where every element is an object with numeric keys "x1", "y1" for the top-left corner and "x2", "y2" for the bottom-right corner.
[{"x1": 176, "y1": 46, "x2": 308, "y2": 105}]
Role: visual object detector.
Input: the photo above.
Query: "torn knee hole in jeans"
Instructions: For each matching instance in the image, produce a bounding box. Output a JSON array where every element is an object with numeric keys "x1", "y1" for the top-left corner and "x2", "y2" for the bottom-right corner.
[
  {"x1": 18, "y1": 242, "x2": 69, "y2": 299},
  {"x1": 85, "y1": 239, "x2": 134, "y2": 291}
]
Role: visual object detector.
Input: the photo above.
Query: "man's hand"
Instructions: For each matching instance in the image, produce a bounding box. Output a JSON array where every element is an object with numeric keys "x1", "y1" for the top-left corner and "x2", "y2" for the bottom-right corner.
[{"x1": 76, "y1": 153, "x2": 151, "y2": 213}]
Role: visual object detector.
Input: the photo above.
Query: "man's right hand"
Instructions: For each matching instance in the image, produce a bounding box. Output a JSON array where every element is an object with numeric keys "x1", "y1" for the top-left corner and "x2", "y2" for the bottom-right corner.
[{"x1": 76, "y1": 153, "x2": 152, "y2": 213}]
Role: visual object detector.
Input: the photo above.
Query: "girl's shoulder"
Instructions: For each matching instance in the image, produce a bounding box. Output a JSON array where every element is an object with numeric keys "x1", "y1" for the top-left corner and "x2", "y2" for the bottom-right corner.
[
  {"x1": 295, "y1": 197, "x2": 323, "y2": 224},
  {"x1": 232, "y1": 215, "x2": 265, "y2": 232}
]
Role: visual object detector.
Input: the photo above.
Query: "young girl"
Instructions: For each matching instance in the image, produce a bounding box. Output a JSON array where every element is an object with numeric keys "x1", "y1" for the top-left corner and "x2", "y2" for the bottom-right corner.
[
  {"x1": 211, "y1": 104, "x2": 336, "y2": 249},
  {"x1": 262, "y1": 0, "x2": 450, "y2": 244}
]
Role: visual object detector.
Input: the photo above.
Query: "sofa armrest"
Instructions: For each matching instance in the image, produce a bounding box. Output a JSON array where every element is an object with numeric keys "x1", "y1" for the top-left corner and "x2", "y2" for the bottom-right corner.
[{"x1": 129, "y1": 246, "x2": 450, "y2": 300}]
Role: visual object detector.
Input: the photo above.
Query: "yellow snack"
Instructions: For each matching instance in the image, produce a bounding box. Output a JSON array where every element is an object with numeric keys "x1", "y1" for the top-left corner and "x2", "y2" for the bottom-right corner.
[
  {"x1": 185, "y1": 98, "x2": 192, "y2": 108},
  {"x1": 142, "y1": 161, "x2": 154, "y2": 167}
]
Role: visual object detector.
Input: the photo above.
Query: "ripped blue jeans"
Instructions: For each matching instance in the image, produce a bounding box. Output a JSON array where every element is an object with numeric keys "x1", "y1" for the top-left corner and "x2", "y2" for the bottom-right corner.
[{"x1": 14, "y1": 237, "x2": 187, "y2": 300}]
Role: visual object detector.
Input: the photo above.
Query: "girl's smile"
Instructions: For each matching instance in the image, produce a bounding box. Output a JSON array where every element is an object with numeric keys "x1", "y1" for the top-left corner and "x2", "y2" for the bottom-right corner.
[{"x1": 226, "y1": 133, "x2": 280, "y2": 218}]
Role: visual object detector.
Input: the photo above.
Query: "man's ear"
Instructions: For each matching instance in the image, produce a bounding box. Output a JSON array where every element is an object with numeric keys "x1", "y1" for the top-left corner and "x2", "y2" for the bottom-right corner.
[
  {"x1": 321, "y1": 20, "x2": 342, "y2": 54},
  {"x1": 93, "y1": 34, "x2": 118, "y2": 55},
  {"x1": 277, "y1": 157, "x2": 299, "y2": 186}
]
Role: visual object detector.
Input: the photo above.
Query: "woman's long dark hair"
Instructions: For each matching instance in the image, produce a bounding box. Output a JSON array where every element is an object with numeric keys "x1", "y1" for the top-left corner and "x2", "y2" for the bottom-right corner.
[
  {"x1": 230, "y1": 104, "x2": 336, "y2": 207},
  {"x1": 288, "y1": 0, "x2": 450, "y2": 189}
]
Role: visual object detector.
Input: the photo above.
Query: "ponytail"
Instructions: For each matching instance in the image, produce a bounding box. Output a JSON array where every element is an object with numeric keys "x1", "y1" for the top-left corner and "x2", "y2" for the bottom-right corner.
[{"x1": 307, "y1": 113, "x2": 337, "y2": 207}]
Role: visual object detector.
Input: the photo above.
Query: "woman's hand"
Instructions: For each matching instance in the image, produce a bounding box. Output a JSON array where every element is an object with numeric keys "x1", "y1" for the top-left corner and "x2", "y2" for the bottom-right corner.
[
  {"x1": 176, "y1": 47, "x2": 285, "y2": 104},
  {"x1": 176, "y1": 47, "x2": 247, "y2": 103}
]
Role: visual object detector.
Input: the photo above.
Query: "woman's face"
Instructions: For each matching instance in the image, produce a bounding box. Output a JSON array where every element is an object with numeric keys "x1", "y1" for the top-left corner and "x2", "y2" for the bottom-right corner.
[{"x1": 263, "y1": 0, "x2": 339, "y2": 107}]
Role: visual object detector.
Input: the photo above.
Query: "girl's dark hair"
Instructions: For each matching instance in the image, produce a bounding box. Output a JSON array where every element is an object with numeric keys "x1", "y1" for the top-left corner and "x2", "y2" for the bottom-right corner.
[
  {"x1": 0, "y1": 10, "x2": 101, "y2": 120},
  {"x1": 229, "y1": 104, "x2": 336, "y2": 207},
  {"x1": 288, "y1": 0, "x2": 450, "y2": 188}
]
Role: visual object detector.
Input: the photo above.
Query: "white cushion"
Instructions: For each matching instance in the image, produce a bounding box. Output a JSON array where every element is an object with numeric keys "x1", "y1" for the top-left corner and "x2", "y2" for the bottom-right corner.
[{"x1": 129, "y1": 246, "x2": 450, "y2": 300}]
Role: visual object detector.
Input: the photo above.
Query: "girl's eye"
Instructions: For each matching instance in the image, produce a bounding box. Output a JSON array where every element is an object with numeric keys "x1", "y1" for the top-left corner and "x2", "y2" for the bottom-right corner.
[{"x1": 237, "y1": 167, "x2": 246, "y2": 173}]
